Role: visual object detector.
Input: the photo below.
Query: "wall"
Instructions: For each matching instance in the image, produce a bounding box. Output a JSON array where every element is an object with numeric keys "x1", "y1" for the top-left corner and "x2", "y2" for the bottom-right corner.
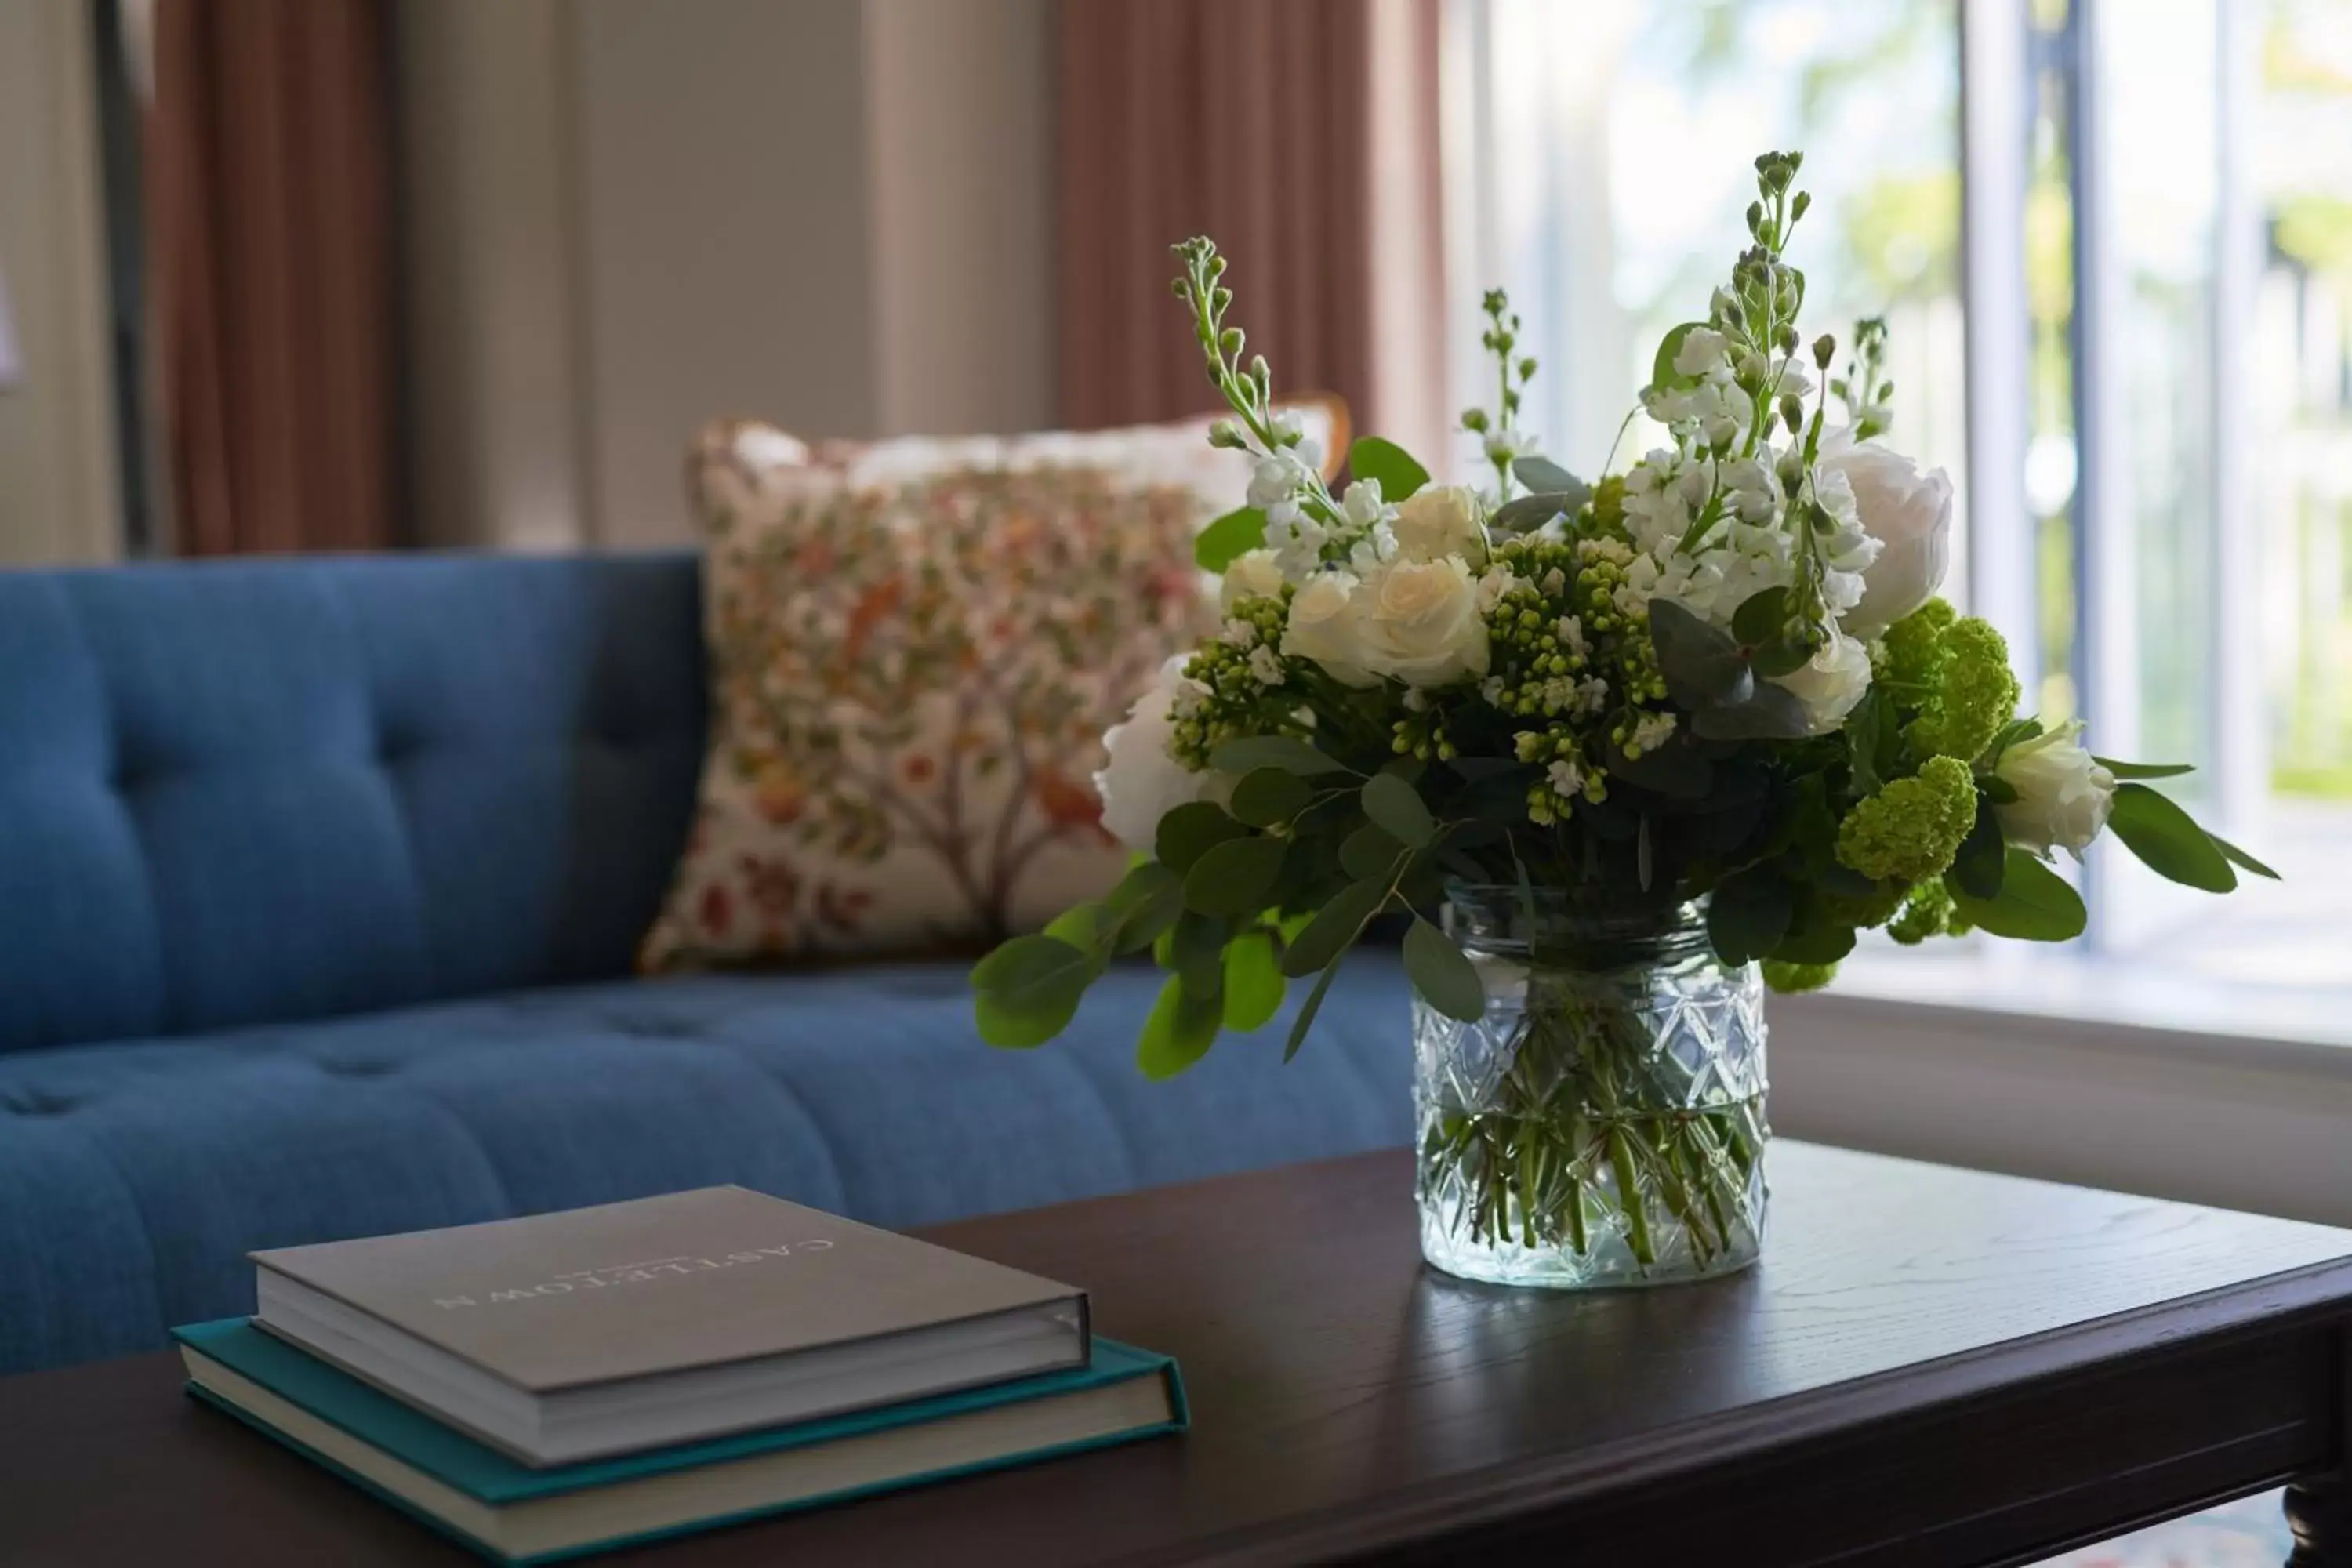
[
  {"x1": 395, "y1": 0, "x2": 1058, "y2": 551},
  {"x1": 0, "y1": 0, "x2": 122, "y2": 564}
]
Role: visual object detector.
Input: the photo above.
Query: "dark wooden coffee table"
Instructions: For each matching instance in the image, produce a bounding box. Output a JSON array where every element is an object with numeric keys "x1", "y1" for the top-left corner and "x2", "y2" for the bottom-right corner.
[{"x1": 7, "y1": 1144, "x2": 2352, "y2": 1566}]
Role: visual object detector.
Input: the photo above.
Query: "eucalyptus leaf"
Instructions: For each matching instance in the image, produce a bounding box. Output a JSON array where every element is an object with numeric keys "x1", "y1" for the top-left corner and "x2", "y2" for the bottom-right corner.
[
  {"x1": 1183, "y1": 834, "x2": 1287, "y2": 916},
  {"x1": 970, "y1": 935, "x2": 1095, "y2": 1047},
  {"x1": 1339, "y1": 822, "x2": 1406, "y2": 881},
  {"x1": 2107, "y1": 782, "x2": 2235, "y2": 892},
  {"x1": 1360, "y1": 771, "x2": 1436, "y2": 848},
  {"x1": 1210, "y1": 735, "x2": 1348, "y2": 776},
  {"x1": 1490, "y1": 491, "x2": 1582, "y2": 535},
  {"x1": 1222, "y1": 931, "x2": 1286, "y2": 1031},
  {"x1": 1648, "y1": 598, "x2": 1750, "y2": 707},
  {"x1": 1512, "y1": 456, "x2": 1587, "y2": 501},
  {"x1": 1746, "y1": 637, "x2": 1814, "y2": 679},
  {"x1": 1043, "y1": 902, "x2": 1101, "y2": 954},
  {"x1": 1604, "y1": 734, "x2": 1714, "y2": 798},
  {"x1": 1730, "y1": 586, "x2": 1789, "y2": 647},
  {"x1": 1101, "y1": 860, "x2": 1186, "y2": 953},
  {"x1": 1167, "y1": 909, "x2": 1229, "y2": 996},
  {"x1": 1949, "y1": 849, "x2": 2087, "y2": 940},
  {"x1": 1194, "y1": 506, "x2": 1268, "y2": 573},
  {"x1": 1229, "y1": 765, "x2": 1316, "y2": 828},
  {"x1": 1348, "y1": 436, "x2": 1430, "y2": 501},
  {"x1": 1283, "y1": 956, "x2": 1344, "y2": 1061},
  {"x1": 1136, "y1": 972, "x2": 1221, "y2": 1080},
  {"x1": 1155, "y1": 801, "x2": 1248, "y2": 873},
  {"x1": 1690, "y1": 682, "x2": 1812, "y2": 742},
  {"x1": 1280, "y1": 875, "x2": 1390, "y2": 978},
  {"x1": 1403, "y1": 917, "x2": 1486, "y2": 1022},
  {"x1": 1769, "y1": 920, "x2": 1857, "y2": 965}
]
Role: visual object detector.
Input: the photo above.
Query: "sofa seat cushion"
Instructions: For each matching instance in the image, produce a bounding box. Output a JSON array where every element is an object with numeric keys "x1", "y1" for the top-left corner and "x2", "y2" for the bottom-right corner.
[{"x1": 0, "y1": 956, "x2": 1410, "y2": 1373}]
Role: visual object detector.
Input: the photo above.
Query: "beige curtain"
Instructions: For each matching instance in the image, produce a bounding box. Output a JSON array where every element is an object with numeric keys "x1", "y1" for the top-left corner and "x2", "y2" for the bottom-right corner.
[
  {"x1": 1057, "y1": 0, "x2": 1448, "y2": 467},
  {"x1": 148, "y1": 0, "x2": 397, "y2": 554}
]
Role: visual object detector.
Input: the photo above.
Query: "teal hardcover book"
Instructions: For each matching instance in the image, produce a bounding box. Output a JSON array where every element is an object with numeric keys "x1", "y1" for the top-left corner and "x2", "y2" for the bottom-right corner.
[{"x1": 173, "y1": 1319, "x2": 1186, "y2": 1564}]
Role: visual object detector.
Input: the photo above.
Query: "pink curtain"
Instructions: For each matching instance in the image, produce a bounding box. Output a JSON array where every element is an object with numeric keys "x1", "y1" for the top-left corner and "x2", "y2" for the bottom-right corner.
[
  {"x1": 1058, "y1": 0, "x2": 1448, "y2": 466},
  {"x1": 148, "y1": 0, "x2": 398, "y2": 554}
]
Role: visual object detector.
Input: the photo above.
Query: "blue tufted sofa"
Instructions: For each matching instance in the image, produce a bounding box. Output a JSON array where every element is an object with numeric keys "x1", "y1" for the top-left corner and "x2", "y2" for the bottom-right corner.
[{"x1": 0, "y1": 553, "x2": 1410, "y2": 1374}]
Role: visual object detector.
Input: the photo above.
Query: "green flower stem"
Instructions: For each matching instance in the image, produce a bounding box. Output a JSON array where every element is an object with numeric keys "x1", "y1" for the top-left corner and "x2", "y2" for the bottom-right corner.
[{"x1": 1423, "y1": 961, "x2": 1762, "y2": 1276}]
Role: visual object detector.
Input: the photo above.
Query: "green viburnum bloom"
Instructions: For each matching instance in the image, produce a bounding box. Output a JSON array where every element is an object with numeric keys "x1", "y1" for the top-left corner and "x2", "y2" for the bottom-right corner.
[
  {"x1": 1762, "y1": 960, "x2": 1838, "y2": 994},
  {"x1": 1886, "y1": 878, "x2": 1958, "y2": 946},
  {"x1": 1835, "y1": 754, "x2": 1976, "y2": 882},
  {"x1": 1906, "y1": 616, "x2": 2019, "y2": 763},
  {"x1": 1878, "y1": 597, "x2": 1955, "y2": 691}
]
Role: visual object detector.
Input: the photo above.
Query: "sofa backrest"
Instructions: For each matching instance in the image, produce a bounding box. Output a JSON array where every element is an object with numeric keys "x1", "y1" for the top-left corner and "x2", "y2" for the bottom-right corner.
[{"x1": 0, "y1": 553, "x2": 707, "y2": 1054}]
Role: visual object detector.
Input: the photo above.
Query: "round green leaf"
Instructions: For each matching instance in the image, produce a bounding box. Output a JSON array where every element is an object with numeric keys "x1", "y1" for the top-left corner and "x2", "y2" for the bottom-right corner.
[
  {"x1": 2107, "y1": 782, "x2": 2236, "y2": 893},
  {"x1": 1231, "y1": 767, "x2": 1314, "y2": 828},
  {"x1": 1359, "y1": 771, "x2": 1435, "y2": 849},
  {"x1": 1222, "y1": 931, "x2": 1286, "y2": 1031},
  {"x1": 1210, "y1": 735, "x2": 1347, "y2": 776},
  {"x1": 1511, "y1": 456, "x2": 1586, "y2": 501},
  {"x1": 1648, "y1": 598, "x2": 1751, "y2": 707},
  {"x1": 1339, "y1": 822, "x2": 1406, "y2": 881},
  {"x1": 1730, "y1": 586, "x2": 1789, "y2": 647},
  {"x1": 1101, "y1": 861, "x2": 1185, "y2": 953},
  {"x1": 1195, "y1": 506, "x2": 1269, "y2": 573},
  {"x1": 1183, "y1": 834, "x2": 1287, "y2": 916},
  {"x1": 1948, "y1": 849, "x2": 2088, "y2": 940},
  {"x1": 1280, "y1": 876, "x2": 1390, "y2": 978},
  {"x1": 1348, "y1": 436, "x2": 1430, "y2": 501},
  {"x1": 1403, "y1": 917, "x2": 1486, "y2": 1023},
  {"x1": 1155, "y1": 800, "x2": 1248, "y2": 873},
  {"x1": 1136, "y1": 973, "x2": 1221, "y2": 1080},
  {"x1": 970, "y1": 935, "x2": 1095, "y2": 1047}
]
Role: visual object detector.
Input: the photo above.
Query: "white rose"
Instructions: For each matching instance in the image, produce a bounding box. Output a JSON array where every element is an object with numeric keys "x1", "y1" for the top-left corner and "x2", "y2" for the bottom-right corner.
[
  {"x1": 1769, "y1": 626, "x2": 1872, "y2": 735},
  {"x1": 1220, "y1": 548, "x2": 1287, "y2": 610},
  {"x1": 1390, "y1": 485, "x2": 1487, "y2": 565},
  {"x1": 1281, "y1": 571, "x2": 1380, "y2": 688},
  {"x1": 1817, "y1": 433, "x2": 1952, "y2": 637},
  {"x1": 1093, "y1": 657, "x2": 1228, "y2": 854},
  {"x1": 1354, "y1": 556, "x2": 1490, "y2": 688},
  {"x1": 1994, "y1": 720, "x2": 2116, "y2": 855}
]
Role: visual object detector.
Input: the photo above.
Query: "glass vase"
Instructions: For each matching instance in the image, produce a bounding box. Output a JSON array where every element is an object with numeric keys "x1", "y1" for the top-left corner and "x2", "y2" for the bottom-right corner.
[{"x1": 1413, "y1": 885, "x2": 1769, "y2": 1289}]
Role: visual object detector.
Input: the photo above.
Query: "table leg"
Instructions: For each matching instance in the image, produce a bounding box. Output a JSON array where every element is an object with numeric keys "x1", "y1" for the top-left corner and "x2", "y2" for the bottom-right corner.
[{"x1": 2288, "y1": 1478, "x2": 2352, "y2": 1566}]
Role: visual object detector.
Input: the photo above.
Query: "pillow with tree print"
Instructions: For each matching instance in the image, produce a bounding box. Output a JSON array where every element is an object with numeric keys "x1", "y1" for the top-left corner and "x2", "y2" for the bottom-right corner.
[{"x1": 641, "y1": 458, "x2": 1215, "y2": 966}]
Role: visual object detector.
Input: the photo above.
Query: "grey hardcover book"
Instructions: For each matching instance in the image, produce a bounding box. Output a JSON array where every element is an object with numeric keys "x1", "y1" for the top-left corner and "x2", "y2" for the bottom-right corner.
[{"x1": 250, "y1": 1186, "x2": 1087, "y2": 1468}]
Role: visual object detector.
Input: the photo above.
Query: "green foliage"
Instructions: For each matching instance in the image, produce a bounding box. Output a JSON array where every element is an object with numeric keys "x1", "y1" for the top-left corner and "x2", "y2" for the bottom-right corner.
[
  {"x1": 1511, "y1": 456, "x2": 1588, "y2": 510},
  {"x1": 1707, "y1": 866, "x2": 1793, "y2": 965},
  {"x1": 1948, "y1": 848, "x2": 2086, "y2": 940},
  {"x1": 2107, "y1": 782, "x2": 2236, "y2": 893},
  {"x1": 1221, "y1": 932, "x2": 1286, "y2": 1031},
  {"x1": 1348, "y1": 437, "x2": 1428, "y2": 501},
  {"x1": 2092, "y1": 757, "x2": 2193, "y2": 780},
  {"x1": 1209, "y1": 735, "x2": 1347, "y2": 775},
  {"x1": 1155, "y1": 801, "x2": 1247, "y2": 873},
  {"x1": 1137, "y1": 972, "x2": 1221, "y2": 1080},
  {"x1": 1101, "y1": 862, "x2": 1185, "y2": 953},
  {"x1": 1194, "y1": 506, "x2": 1268, "y2": 572},
  {"x1": 1183, "y1": 834, "x2": 1287, "y2": 915},
  {"x1": 1359, "y1": 772, "x2": 1435, "y2": 848},
  {"x1": 971, "y1": 935, "x2": 1096, "y2": 1048},
  {"x1": 2209, "y1": 832, "x2": 2280, "y2": 881},
  {"x1": 1403, "y1": 918, "x2": 1485, "y2": 1022},
  {"x1": 1906, "y1": 616, "x2": 2019, "y2": 762},
  {"x1": 1835, "y1": 756, "x2": 1976, "y2": 882},
  {"x1": 1229, "y1": 767, "x2": 1312, "y2": 827},
  {"x1": 1281, "y1": 876, "x2": 1390, "y2": 978},
  {"x1": 1761, "y1": 959, "x2": 1838, "y2": 995}
]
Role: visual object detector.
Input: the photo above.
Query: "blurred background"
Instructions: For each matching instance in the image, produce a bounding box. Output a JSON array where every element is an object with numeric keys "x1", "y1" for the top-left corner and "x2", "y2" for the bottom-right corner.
[{"x1": 2, "y1": 0, "x2": 2348, "y2": 1012}]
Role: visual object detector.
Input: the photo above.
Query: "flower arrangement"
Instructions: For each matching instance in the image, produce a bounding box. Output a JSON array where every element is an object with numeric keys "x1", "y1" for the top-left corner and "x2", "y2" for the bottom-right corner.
[{"x1": 971, "y1": 151, "x2": 2273, "y2": 1285}]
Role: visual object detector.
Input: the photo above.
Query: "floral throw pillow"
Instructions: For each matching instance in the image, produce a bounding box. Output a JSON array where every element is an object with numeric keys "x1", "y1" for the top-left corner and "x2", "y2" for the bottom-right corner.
[{"x1": 641, "y1": 452, "x2": 1217, "y2": 967}]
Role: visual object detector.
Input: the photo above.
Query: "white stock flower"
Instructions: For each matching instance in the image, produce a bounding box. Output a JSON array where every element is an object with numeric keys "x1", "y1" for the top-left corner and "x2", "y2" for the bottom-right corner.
[
  {"x1": 1281, "y1": 570, "x2": 1380, "y2": 688},
  {"x1": 1994, "y1": 720, "x2": 2116, "y2": 856},
  {"x1": 1094, "y1": 658, "x2": 1226, "y2": 853},
  {"x1": 1392, "y1": 485, "x2": 1487, "y2": 564},
  {"x1": 1265, "y1": 503, "x2": 1328, "y2": 581},
  {"x1": 1220, "y1": 547, "x2": 1287, "y2": 610},
  {"x1": 1672, "y1": 327, "x2": 1730, "y2": 379},
  {"x1": 1817, "y1": 432, "x2": 1952, "y2": 637},
  {"x1": 1769, "y1": 626, "x2": 1873, "y2": 735},
  {"x1": 1354, "y1": 556, "x2": 1490, "y2": 688}
]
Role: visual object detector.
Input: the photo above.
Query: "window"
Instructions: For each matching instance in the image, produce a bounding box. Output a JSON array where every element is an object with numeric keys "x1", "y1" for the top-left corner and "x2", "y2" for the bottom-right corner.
[{"x1": 1447, "y1": 0, "x2": 2352, "y2": 996}]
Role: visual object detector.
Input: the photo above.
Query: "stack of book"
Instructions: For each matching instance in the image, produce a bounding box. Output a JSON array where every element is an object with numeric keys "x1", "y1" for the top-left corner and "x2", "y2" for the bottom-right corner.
[{"x1": 175, "y1": 1186, "x2": 1184, "y2": 1563}]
